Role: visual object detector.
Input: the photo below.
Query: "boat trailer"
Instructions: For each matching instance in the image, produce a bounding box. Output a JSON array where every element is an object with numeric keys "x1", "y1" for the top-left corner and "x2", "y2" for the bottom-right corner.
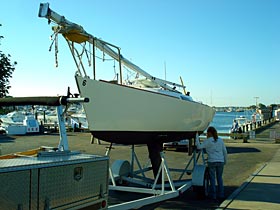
[
  {"x1": 106, "y1": 138, "x2": 209, "y2": 210},
  {"x1": 35, "y1": 3, "x2": 212, "y2": 208}
]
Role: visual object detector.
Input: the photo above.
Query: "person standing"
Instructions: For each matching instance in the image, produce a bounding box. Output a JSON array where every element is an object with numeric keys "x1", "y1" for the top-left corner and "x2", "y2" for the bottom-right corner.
[
  {"x1": 196, "y1": 126, "x2": 228, "y2": 201},
  {"x1": 231, "y1": 119, "x2": 239, "y2": 133}
]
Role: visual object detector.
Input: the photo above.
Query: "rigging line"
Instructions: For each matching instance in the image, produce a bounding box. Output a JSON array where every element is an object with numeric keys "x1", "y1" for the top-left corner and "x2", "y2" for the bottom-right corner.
[
  {"x1": 113, "y1": 59, "x2": 116, "y2": 73},
  {"x1": 48, "y1": 26, "x2": 62, "y2": 67},
  {"x1": 112, "y1": 60, "x2": 118, "y2": 81},
  {"x1": 87, "y1": 41, "x2": 91, "y2": 66},
  {"x1": 74, "y1": 46, "x2": 87, "y2": 77},
  {"x1": 94, "y1": 55, "x2": 114, "y2": 61},
  {"x1": 54, "y1": 32, "x2": 59, "y2": 67},
  {"x1": 66, "y1": 41, "x2": 81, "y2": 74},
  {"x1": 81, "y1": 43, "x2": 115, "y2": 62},
  {"x1": 123, "y1": 66, "x2": 136, "y2": 77},
  {"x1": 76, "y1": 42, "x2": 86, "y2": 58},
  {"x1": 79, "y1": 42, "x2": 91, "y2": 67},
  {"x1": 48, "y1": 33, "x2": 56, "y2": 52},
  {"x1": 122, "y1": 66, "x2": 138, "y2": 80},
  {"x1": 66, "y1": 40, "x2": 87, "y2": 77},
  {"x1": 82, "y1": 47, "x2": 114, "y2": 61},
  {"x1": 70, "y1": 42, "x2": 85, "y2": 69},
  {"x1": 48, "y1": 30, "x2": 59, "y2": 52}
]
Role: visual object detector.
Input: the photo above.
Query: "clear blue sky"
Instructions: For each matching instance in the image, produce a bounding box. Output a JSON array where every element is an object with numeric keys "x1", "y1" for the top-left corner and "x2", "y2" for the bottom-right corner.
[{"x1": 1, "y1": 0, "x2": 279, "y2": 107}]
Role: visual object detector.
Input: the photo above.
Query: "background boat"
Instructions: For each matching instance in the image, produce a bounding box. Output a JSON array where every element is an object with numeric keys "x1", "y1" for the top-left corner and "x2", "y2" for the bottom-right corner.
[{"x1": 0, "y1": 111, "x2": 40, "y2": 135}]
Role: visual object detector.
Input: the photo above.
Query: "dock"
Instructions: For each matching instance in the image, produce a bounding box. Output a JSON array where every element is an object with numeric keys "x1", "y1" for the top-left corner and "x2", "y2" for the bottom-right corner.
[{"x1": 218, "y1": 117, "x2": 279, "y2": 143}]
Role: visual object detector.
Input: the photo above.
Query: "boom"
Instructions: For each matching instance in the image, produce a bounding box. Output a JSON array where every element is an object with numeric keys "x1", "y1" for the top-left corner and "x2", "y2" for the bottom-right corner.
[{"x1": 38, "y1": 3, "x2": 185, "y2": 92}]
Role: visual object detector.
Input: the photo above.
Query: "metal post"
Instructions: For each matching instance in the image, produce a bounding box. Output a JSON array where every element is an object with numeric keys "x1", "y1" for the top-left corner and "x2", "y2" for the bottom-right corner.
[
  {"x1": 92, "y1": 39, "x2": 96, "y2": 79},
  {"x1": 131, "y1": 145, "x2": 135, "y2": 177},
  {"x1": 117, "y1": 48, "x2": 122, "y2": 84},
  {"x1": 57, "y1": 105, "x2": 69, "y2": 151}
]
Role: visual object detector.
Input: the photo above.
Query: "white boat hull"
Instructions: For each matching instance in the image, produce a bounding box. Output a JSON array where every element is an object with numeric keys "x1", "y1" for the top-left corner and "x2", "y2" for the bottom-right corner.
[{"x1": 75, "y1": 75, "x2": 215, "y2": 144}]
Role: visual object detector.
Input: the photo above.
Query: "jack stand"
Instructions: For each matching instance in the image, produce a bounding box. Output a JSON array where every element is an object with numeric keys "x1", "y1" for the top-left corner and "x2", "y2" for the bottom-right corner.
[{"x1": 177, "y1": 144, "x2": 207, "y2": 180}]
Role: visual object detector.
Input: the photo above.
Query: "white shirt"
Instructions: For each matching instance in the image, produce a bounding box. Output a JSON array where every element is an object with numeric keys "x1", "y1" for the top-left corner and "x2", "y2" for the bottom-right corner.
[{"x1": 196, "y1": 136, "x2": 227, "y2": 164}]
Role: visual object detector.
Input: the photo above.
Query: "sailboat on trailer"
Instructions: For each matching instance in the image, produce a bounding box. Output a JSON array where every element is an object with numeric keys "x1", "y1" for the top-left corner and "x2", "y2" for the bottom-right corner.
[{"x1": 38, "y1": 3, "x2": 215, "y2": 146}]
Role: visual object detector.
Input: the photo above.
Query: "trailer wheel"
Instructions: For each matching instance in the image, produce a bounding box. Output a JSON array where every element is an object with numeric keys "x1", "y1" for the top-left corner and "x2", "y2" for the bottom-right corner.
[
  {"x1": 193, "y1": 167, "x2": 209, "y2": 198},
  {"x1": 111, "y1": 160, "x2": 130, "y2": 185}
]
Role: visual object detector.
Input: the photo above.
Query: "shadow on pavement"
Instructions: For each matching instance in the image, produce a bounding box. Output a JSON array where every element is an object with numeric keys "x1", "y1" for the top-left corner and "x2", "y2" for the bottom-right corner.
[
  {"x1": 109, "y1": 185, "x2": 239, "y2": 210},
  {"x1": 226, "y1": 146, "x2": 261, "y2": 154},
  {"x1": 0, "y1": 135, "x2": 15, "y2": 143}
]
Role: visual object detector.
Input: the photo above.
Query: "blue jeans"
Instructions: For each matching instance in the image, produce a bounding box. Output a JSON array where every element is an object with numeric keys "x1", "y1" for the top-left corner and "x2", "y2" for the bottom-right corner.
[{"x1": 208, "y1": 162, "x2": 224, "y2": 199}]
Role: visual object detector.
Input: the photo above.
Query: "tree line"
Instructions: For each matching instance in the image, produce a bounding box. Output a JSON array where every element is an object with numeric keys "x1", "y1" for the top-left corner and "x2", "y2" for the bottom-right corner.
[{"x1": 0, "y1": 24, "x2": 16, "y2": 98}]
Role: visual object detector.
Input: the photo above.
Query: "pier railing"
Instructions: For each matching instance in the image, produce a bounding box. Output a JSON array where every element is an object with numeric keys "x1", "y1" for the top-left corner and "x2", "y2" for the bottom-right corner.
[{"x1": 216, "y1": 117, "x2": 278, "y2": 142}]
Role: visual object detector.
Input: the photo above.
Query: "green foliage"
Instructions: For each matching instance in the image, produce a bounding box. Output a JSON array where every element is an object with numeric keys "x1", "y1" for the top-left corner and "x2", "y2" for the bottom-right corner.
[
  {"x1": 248, "y1": 105, "x2": 257, "y2": 110},
  {"x1": 0, "y1": 107, "x2": 11, "y2": 115},
  {"x1": 258, "y1": 103, "x2": 267, "y2": 109},
  {"x1": 0, "y1": 24, "x2": 17, "y2": 97},
  {"x1": 270, "y1": 104, "x2": 278, "y2": 109}
]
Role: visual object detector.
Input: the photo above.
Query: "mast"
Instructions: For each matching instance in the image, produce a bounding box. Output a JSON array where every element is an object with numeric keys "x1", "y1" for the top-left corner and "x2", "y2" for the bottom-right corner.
[{"x1": 38, "y1": 3, "x2": 185, "y2": 92}]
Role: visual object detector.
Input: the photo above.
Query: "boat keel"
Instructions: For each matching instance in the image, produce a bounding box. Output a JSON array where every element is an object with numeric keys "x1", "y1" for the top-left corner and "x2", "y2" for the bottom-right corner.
[{"x1": 147, "y1": 142, "x2": 163, "y2": 180}]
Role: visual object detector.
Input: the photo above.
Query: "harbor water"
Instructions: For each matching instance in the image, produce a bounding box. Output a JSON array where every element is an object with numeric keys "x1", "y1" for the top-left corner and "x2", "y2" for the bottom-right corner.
[{"x1": 209, "y1": 111, "x2": 254, "y2": 134}]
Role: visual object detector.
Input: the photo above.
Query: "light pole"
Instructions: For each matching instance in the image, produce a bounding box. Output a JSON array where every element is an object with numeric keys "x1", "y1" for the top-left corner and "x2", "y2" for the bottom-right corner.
[{"x1": 254, "y1": 96, "x2": 259, "y2": 108}]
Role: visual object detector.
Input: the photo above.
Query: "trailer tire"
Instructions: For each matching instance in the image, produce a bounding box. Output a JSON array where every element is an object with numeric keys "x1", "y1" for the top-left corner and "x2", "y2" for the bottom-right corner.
[{"x1": 193, "y1": 167, "x2": 209, "y2": 198}]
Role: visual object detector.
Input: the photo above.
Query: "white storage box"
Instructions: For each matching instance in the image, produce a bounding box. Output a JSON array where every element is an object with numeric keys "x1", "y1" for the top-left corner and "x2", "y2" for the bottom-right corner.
[{"x1": 0, "y1": 152, "x2": 109, "y2": 209}]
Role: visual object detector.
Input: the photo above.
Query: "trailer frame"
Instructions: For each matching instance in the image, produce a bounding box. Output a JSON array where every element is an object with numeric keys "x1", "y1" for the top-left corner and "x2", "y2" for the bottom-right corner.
[{"x1": 106, "y1": 142, "x2": 208, "y2": 210}]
